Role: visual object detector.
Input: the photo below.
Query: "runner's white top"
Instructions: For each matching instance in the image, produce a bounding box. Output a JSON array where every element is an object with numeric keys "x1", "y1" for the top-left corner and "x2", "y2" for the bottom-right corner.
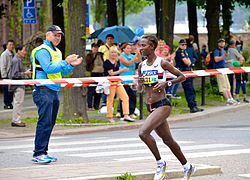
[{"x1": 141, "y1": 56, "x2": 168, "y2": 86}]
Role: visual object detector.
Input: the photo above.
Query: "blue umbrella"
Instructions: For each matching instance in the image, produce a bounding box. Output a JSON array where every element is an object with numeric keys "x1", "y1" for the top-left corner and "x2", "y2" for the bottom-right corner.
[{"x1": 97, "y1": 25, "x2": 135, "y2": 44}]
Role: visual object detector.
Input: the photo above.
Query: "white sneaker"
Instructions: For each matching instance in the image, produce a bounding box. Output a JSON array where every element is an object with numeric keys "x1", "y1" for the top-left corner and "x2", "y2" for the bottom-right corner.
[
  {"x1": 154, "y1": 161, "x2": 167, "y2": 180},
  {"x1": 226, "y1": 100, "x2": 237, "y2": 106},
  {"x1": 116, "y1": 112, "x2": 121, "y2": 118},
  {"x1": 183, "y1": 164, "x2": 196, "y2": 180}
]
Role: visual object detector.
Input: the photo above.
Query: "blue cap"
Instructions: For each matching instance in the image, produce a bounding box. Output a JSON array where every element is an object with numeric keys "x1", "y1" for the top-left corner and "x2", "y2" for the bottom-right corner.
[{"x1": 217, "y1": 38, "x2": 225, "y2": 43}]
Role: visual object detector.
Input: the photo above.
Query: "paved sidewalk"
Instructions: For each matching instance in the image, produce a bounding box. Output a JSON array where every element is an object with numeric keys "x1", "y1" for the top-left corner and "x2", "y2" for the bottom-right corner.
[{"x1": 0, "y1": 158, "x2": 221, "y2": 180}]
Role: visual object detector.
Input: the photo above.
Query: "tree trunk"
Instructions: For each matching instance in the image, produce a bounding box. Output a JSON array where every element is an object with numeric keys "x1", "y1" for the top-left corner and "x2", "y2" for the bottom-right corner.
[
  {"x1": 187, "y1": 0, "x2": 202, "y2": 69},
  {"x1": 67, "y1": 0, "x2": 88, "y2": 122},
  {"x1": 107, "y1": 0, "x2": 118, "y2": 26},
  {"x1": 154, "y1": 0, "x2": 160, "y2": 39},
  {"x1": 205, "y1": 0, "x2": 220, "y2": 52},
  {"x1": 162, "y1": 0, "x2": 176, "y2": 52},
  {"x1": 221, "y1": 0, "x2": 234, "y2": 44},
  {"x1": 94, "y1": 0, "x2": 106, "y2": 28},
  {"x1": 52, "y1": 0, "x2": 65, "y2": 59}
]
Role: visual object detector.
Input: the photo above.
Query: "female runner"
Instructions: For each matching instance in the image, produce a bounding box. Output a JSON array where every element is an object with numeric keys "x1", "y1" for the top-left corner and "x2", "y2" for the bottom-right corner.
[{"x1": 138, "y1": 35, "x2": 196, "y2": 180}]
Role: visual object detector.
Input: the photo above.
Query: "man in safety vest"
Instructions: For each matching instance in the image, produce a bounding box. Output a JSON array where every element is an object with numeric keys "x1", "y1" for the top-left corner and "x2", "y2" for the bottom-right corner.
[{"x1": 31, "y1": 25, "x2": 82, "y2": 163}]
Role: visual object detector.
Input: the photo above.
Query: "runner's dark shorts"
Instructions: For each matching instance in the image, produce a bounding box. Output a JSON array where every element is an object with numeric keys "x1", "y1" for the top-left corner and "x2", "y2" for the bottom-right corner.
[{"x1": 146, "y1": 98, "x2": 171, "y2": 113}]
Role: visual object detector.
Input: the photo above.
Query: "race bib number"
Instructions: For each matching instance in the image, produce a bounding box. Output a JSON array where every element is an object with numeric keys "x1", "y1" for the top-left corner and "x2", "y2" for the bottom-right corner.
[{"x1": 142, "y1": 70, "x2": 158, "y2": 85}]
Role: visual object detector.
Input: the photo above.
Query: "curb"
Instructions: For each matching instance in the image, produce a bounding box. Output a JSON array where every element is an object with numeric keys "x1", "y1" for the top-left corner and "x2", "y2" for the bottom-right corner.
[
  {"x1": 56, "y1": 165, "x2": 221, "y2": 180},
  {"x1": 0, "y1": 103, "x2": 249, "y2": 139}
]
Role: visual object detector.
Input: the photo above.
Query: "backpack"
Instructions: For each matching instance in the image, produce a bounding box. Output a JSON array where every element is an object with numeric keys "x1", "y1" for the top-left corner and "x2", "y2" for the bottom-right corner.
[{"x1": 205, "y1": 48, "x2": 221, "y2": 69}]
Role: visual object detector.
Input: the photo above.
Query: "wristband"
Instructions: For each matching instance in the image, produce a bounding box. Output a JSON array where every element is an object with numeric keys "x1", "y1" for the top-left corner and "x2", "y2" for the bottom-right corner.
[{"x1": 167, "y1": 81, "x2": 172, "y2": 87}]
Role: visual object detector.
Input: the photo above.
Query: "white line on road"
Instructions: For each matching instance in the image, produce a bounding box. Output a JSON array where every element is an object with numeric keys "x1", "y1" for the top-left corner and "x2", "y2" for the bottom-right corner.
[
  {"x1": 239, "y1": 174, "x2": 250, "y2": 178},
  {"x1": 22, "y1": 142, "x2": 234, "y2": 153},
  {"x1": 0, "y1": 138, "x2": 193, "y2": 150},
  {"x1": 115, "y1": 148, "x2": 250, "y2": 161},
  {"x1": 68, "y1": 144, "x2": 241, "y2": 158}
]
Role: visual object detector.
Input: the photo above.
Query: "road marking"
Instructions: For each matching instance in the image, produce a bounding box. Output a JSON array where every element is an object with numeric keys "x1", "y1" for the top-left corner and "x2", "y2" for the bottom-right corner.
[
  {"x1": 115, "y1": 148, "x2": 250, "y2": 161},
  {"x1": 239, "y1": 174, "x2": 250, "y2": 178},
  {"x1": 68, "y1": 144, "x2": 241, "y2": 158},
  {"x1": 0, "y1": 138, "x2": 193, "y2": 150},
  {"x1": 223, "y1": 128, "x2": 250, "y2": 131}
]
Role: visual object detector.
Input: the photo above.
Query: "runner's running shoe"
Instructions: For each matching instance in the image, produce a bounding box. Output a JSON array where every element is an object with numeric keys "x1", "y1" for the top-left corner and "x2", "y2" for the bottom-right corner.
[
  {"x1": 154, "y1": 161, "x2": 166, "y2": 180},
  {"x1": 32, "y1": 155, "x2": 51, "y2": 164},
  {"x1": 183, "y1": 164, "x2": 196, "y2": 180},
  {"x1": 46, "y1": 154, "x2": 58, "y2": 162}
]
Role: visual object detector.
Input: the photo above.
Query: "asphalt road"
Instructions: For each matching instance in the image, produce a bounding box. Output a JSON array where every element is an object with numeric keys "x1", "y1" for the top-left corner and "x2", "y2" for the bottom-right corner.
[{"x1": 0, "y1": 105, "x2": 249, "y2": 179}]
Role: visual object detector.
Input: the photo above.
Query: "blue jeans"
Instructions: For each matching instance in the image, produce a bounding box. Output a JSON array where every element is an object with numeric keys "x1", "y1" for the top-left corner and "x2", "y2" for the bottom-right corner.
[
  {"x1": 167, "y1": 83, "x2": 180, "y2": 95},
  {"x1": 101, "y1": 94, "x2": 107, "y2": 107},
  {"x1": 32, "y1": 86, "x2": 60, "y2": 156},
  {"x1": 181, "y1": 77, "x2": 197, "y2": 109},
  {"x1": 2, "y1": 85, "x2": 13, "y2": 106},
  {"x1": 117, "y1": 85, "x2": 136, "y2": 116},
  {"x1": 235, "y1": 81, "x2": 247, "y2": 94}
]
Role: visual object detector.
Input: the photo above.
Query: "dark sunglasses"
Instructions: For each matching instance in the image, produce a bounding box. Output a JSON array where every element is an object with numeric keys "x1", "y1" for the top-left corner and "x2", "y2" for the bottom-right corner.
[{"x1": 181, "y1": 44, "x2": 187, "y2": 46}]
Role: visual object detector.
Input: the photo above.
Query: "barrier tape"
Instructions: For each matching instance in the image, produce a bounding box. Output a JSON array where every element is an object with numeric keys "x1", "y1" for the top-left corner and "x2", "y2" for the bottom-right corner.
[{"x1": 0, "y1": 67, "x2": 249, "y2": 86}]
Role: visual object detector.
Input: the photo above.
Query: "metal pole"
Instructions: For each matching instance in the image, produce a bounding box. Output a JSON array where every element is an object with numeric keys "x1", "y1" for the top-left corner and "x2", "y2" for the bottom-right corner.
[
  {"x1": 122, "y1": 0, "x2": 125, "y2": 26},
  {"x1": 201, "y1": 76, "x2": 205, "y2": 105},
  {"x1": 29, "y1": 24, "x2": 32, "y2": 36},
  {"x1": 159, "y1": 0, "x2": 163, "y2": 39},
  {"x1": 139, "y1": 92, "x2": 143, "y2": 120}
]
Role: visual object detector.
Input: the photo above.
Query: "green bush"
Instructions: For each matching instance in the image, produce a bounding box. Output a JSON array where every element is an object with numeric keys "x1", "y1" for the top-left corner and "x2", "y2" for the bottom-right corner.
[{"x1": 117, "y1": 172, "x2": 135, "y2": 180}]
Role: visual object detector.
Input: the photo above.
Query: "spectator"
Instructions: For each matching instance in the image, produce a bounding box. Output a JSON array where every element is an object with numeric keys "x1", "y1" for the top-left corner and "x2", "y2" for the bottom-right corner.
[
  {"x1": 189, "y1": 35, "x2": 199, "y2": 53},
  {"x1": 104, "y1": 46, "x2": 134, "y2": 123},
  {"x1": 86, "y1": 43, "x2": 104, "y2": 110},
  {"x1": 214, "y1": 38, "x2": 237, "y2": 105},
  {"x1": 117, "y1": 43, "x2": 141, "y2": 119},
  {"x1": 232, "y1": 59, "x2": 249, "y2": 103},
  {"x1": 186, "y1": 39, "x2": 198, "y2": 69},
  {"x1": 98, "y1": 34, "x2": 116, "y2": 107},
  {"x1": 2, "y1": 43, "x2": 7, "y2": 52},
  {"x1": 31, "y1": 25, "x2": 82, "y2": 163},
  {"x1": 175, "y1": 39, "x2": 204, "y2": 113},
  {"x1": 98, "y1": 34, "x2": 116, "y2": 61},
  {"x1": 35, "y1": 38, "x2": 43, "y2": 47},
  {"x1": 0, "y1": 40, "x2": 15, "y2": 109},
  {"x1": 225, "y1": 40, "x2": 245, "y2": 96},
  {"x1": 7, "y1": 44, "x2": 32, "y2": 127},
  {"x1": 155, "y1": 39, "x2": 166, "y2": 57},
  {"x1": 96, "y1": 39, "x2": 104, "y2": 47},
  {"x1": 236, "y1": 35, "x2": 243, "y2": 53},
  {"x1": 163, "y1": 45, "x2": 181, "y2": 99},
  {"x1": 201, "y1": 44, "x2": 208, "y2": 64}
]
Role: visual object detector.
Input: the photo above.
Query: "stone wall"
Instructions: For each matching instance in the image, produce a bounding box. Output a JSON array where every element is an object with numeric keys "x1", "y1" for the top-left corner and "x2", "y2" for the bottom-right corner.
[{"x1": 174, "y1": 32, "x2": 250, "y2": 52}]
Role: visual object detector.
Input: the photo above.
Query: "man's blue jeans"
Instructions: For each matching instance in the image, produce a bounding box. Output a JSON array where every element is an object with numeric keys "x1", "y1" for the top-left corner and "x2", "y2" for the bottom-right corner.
[
  {"x1": 167, "y1": 83, "x2": 180, "y2": 96},
  {"x1": 181, "y1": 77, "x2": 197, "y2": 109},
  {"x1": 32, "y1": 86, "x2": 60, "y2": 156},
  {"x1": 2, "y1": 85, "x2": 13, "y2": 106}
]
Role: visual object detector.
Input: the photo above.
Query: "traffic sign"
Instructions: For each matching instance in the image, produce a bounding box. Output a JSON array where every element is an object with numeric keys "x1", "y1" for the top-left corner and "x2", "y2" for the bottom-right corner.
[
  {"x1": 23, "y1": 7, "x2": 36, "y2": 24},
  {"x1": 23, "y1": 0, "x2": 35, "y2": 8},
  {"x1": 23, "y1": 8, "x2": 36, "y2": 19}
]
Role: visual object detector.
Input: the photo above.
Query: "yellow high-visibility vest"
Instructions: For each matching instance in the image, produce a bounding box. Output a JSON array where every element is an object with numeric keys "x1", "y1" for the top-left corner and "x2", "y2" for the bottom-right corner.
[{"x1": 32, "y1": 44, "x2": 62, "y2": 79}]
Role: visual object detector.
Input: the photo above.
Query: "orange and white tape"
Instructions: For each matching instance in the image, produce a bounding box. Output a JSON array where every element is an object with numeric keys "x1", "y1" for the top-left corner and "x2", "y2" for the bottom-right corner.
[{"x1": 0, "y1": 67, "x2": 249, "y2": 86}]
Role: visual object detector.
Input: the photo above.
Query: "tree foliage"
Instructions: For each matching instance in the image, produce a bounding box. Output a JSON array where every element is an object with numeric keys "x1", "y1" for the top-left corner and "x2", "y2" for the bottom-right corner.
[{"x1": 90, "y1": 0, "x2": 148, "y2": 27}]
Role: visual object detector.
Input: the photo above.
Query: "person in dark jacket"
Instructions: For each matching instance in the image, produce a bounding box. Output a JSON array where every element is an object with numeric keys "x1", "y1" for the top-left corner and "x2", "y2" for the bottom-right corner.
[
  {"x1": 7, "y1": 44, "x2": 32, "y2": 127},
  {"x1": 85, "y1": 43, "x2": 104, "y2": 110},
  {"x1": 185, "y1": 39, "x2": 198, "y2": 69},
  {"x1": 175, "y1": 39, "x2": 203, "y2": 113},
  {"x1": 232, "y1": 60, "x2": 249, "y2": 103}
]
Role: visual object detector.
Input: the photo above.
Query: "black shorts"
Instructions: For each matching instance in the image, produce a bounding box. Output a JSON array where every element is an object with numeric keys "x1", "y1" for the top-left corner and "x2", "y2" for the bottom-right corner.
[{"x1": 146, "y1": 98, "x2": 171, "y2": 113}]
